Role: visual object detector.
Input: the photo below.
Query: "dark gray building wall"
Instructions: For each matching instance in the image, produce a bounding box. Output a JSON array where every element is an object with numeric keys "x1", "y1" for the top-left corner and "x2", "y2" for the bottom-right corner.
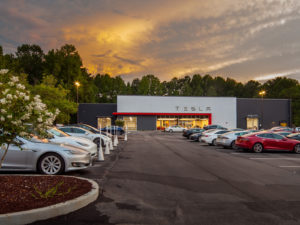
[
  {"x1": 137, "y1": 116, "x2": 157, "y2": 130},
  {"x1": 78, "y1": 103, "x2": 117, "y2": 128},
  {"x1": 237, "y1": 98, "x2": 291, "y2": 129}
]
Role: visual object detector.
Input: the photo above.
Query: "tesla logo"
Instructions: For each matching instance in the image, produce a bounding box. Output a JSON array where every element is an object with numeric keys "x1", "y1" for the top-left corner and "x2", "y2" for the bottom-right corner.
[{"x1": 175, "y1": 106, "x2": 212, "y2": 112}]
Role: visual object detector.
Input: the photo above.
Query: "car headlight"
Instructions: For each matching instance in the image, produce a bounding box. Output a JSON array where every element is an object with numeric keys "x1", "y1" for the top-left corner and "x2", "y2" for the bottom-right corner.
[
  {"x1": 63, "y1": 149, "x2": 86, "y2": 155},
  {"x1": 76, "y1": 142, "x2": 89, "y2": 147}
]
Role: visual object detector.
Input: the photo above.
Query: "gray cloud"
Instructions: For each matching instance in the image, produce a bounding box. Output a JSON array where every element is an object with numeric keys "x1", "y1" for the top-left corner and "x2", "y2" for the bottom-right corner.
[
  {"x1": 1, "y1": 0, "x2": 300, "y2": 82},
  {"x1": 113, "y1": 54, "x2": 143, "y2": 66}
]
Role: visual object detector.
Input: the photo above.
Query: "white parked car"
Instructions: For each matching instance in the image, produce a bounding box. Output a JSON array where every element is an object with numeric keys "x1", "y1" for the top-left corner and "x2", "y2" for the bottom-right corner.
[
  {"x1": 0, "y1": 136, "x2": 91, "y2": 175},
  {"x1": 58, "y1": 126, "x2": 111, "y2": 147},
  {"x1": 165, "y1": 125, "x2": 185, "y2": 132},
  {"x1": 200, "y1": 129, "x2": 230, "y2": 146},
  {"x1": 47, "y1": 127, "x2": 97, "y2": 157}
]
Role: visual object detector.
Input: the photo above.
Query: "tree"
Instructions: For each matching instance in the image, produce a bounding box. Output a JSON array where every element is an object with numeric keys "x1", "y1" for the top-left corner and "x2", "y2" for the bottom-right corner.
[
  {"x1": 0, "y1": 45, "x2": 16, "y2": 71},
  {"x1": 15, "y1": 44, "x2": 44, "y2": 84},
  {"x1": 137, "y1": 75, "x2": 162, "y2": 95},
  {"x1": 94, "y1": 74, "x2": 115, "y2": 102},
  {"x1": 0, "y1": 71, "x2": 59, "y2": 167},
  {"x1": 190, "y1": 74, "x2": 203, "y2": 96},
  {"x1": 178, "y1": 76, "x2": 192, "y2": 96},
  {"x1": 131, "y1": 78, "x2": 140, "y2": 95},
  {"x1": 31, "y1": 75, "x2": 77, "y2": 123},
  {"x1": 242, "y1": 80, "x2": 261, "y2": 98},
  {"x1": 213, "y1": 76, "x2": 226, "y2": 96},
  {"x1": 262, "y1": 77, "x2": 298, "y2": 98},
  {"x1": 201, "y1": 74, "x2": 213, "y2": 96},
  {"x1": 43, "y1": 44, "x2": 83, "y2": 99}
]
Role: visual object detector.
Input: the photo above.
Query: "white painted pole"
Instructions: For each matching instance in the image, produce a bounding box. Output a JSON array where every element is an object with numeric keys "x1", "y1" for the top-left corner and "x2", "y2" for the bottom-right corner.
[
  {"x1": 116, "y1": 126, "x2": 119, "y2": 145},
  {"x1": 104, "y1": 140, "x2": 110, "y2": 155},
  {"x1": 124, "y1": 125, "x2": 128, "y2": 141},
  {"x1": 109, "y1": 134, "x2": 114, "y2": 150},
  {"x1": 97, "y1": 123, "x2": 104, "y2": 161},
  {"x1": 113, "y1": 125, "x2": 117, "y2": 147}
]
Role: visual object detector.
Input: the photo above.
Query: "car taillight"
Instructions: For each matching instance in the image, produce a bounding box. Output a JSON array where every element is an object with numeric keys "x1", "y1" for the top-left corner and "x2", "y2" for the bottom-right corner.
[
  {"x1": 239, "y1": 137, "x2": 249, "y2": 141},
  {"x1": 205, "y1": 135, "x2": 209, "y2": 137}
]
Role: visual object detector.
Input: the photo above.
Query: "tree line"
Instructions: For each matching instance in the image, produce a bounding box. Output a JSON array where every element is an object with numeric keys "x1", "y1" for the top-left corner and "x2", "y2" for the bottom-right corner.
[{"x1": 1, "y1": 44, "x2": 300, "y2": 125}]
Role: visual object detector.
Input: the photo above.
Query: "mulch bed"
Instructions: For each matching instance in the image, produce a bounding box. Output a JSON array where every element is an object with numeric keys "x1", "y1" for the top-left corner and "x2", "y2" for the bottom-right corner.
[{"x1": 0, "y1": 175, "x2": 92, "y2": 214}]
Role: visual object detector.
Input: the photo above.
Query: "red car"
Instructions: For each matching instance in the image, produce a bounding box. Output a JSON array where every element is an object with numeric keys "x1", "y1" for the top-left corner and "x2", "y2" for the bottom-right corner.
[{"x1": 236, "y1": 131, "x2": 300, "y2": 153}]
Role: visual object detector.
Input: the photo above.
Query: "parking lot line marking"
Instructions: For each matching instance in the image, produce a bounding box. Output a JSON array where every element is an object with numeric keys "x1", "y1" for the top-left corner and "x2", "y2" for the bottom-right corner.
[
  {"x1": 250, "y1": 158, "x2": 300, "y2": 160},
  {"x1": 279, "y1": 166, "x2": 300, "y2": 168}
]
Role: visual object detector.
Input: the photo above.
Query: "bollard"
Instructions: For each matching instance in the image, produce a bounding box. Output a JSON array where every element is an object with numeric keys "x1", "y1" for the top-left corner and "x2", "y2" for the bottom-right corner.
[
  {"x1": 124, "y1": 125, "x2": 128, "y2": 141},
  {"x1": 113, "y1": 126, "x2": 118, "y2": 146},
  {"x1": 97, "y1": 124, "x2": 104, "y2": 161},
  {"x1": 116, "y1": 126, "x2": 119, "y2": 145},
  {"x1": 113, "y1": 135, "x2": 118, "y2": 147},
  {"x1": 97, "y1": 139, "x2": 104, "y2": 161},
  {"x1": 110, "y1": 139, "x2": 114, "y2": 150},
  {"x1": 104, "y1": 141, "x2": 110, "y2": 155}
]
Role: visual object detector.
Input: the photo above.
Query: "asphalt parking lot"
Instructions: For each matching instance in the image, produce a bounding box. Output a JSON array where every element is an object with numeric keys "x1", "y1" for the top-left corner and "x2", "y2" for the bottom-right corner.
[{"x1": 32, "y1": 131, "x2": 300, "y2": 225}]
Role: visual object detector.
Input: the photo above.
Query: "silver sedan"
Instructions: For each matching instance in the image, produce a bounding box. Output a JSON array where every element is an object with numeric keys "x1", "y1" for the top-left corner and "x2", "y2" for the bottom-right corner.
[
  {"x1": 216, "y1": 131, "x2": 250, "y2": 149},
  {"x1": 0, "y1": 136, "x2": 91, "y2": 175}
]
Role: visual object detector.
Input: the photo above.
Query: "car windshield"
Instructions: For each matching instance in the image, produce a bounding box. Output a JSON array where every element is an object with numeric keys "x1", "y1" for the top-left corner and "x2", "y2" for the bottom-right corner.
[
  {"x1": 86, "y1": 125, "x2": 98, "y2": 132},
  {"x1": 49, "y1": 128, "x2": 69, "y2": 137}
]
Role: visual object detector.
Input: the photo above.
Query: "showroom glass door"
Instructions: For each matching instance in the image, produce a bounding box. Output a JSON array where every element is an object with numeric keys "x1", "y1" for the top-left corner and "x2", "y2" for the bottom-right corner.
[
  {"x1": 123, "y1": 116, "x2": 137, "y2": 131},
  {"x1": 246, "y1": 117, "x2": 258, "y2": 129},
  {"x1": 98, "y1": 117, "x2": 111, "y2": 129}
]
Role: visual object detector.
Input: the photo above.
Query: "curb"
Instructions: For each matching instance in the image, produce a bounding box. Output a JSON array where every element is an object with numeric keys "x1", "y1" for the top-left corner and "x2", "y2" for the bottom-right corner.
[{"x1": 0, "y1": 176, "x2": 99, "y2": 225}]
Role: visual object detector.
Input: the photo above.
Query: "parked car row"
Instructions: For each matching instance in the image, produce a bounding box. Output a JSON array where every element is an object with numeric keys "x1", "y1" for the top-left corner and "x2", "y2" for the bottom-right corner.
[
  {"x1": 181, "y1": 125, "x2": 300, "y2": 154},
  {"x1": 0, "y1": 123, "x2": 125, "y2": 175}
]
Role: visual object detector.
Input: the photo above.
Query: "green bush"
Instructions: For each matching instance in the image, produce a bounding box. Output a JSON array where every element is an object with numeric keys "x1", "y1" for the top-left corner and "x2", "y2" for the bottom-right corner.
[{"x1": 115, "y1": 119, "x2": 125, "y2": 127}]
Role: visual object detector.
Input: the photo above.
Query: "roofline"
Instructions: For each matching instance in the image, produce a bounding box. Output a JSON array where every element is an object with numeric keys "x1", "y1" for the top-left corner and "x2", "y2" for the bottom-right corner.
[
  {"x1": 117, "y1": 95, "x2": 290, "y2": 100},
  {"x1": 117, "y1": 95, "x2": 237, "y2": 98}
]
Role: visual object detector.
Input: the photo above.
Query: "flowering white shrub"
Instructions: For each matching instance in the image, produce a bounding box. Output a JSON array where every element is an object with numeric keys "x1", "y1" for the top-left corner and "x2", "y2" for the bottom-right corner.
[{"x1": 0, "y1": 72, "x2": 59, "y2": 167}]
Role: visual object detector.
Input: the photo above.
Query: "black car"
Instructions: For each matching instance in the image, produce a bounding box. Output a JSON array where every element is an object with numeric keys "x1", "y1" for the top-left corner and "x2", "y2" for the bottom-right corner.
[
  {"x1": 203, "y1": 124, "x2": 227, "y2": 130},
  {"x1": 190, "y1": 132, "x2": 205, "y2": 142},
  {"x1": 287, "y1": 133, "x2": 300, "y2": 141},
  {"x1": 183, "y1": 128, "x2": 205, "y2": 139}
]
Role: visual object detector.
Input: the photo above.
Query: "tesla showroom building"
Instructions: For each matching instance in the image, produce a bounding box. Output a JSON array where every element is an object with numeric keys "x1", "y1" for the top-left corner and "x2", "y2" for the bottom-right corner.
[{"x1": 78, "y1": 95, "x2": 292, "y2": 131}]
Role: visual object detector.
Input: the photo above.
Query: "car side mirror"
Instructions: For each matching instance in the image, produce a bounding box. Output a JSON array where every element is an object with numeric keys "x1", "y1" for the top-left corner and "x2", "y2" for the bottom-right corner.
[{"x1": 282, "y1": 138, "x2": 287, "y2": 141}]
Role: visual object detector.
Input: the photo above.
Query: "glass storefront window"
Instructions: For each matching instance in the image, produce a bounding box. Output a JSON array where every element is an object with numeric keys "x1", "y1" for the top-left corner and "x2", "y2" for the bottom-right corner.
[
  {"x1": 123, "y1": 116, "x2": 137, "y2": 131},
  {"x1": 156, "y1": 116, "x2": 209, "y2": 130},
  {"x1": 98, "y1": 117, "x2": 111, "y2": 128},
  {"x1": 246, "y1": 117, "x2": 258, "y2": 129}
]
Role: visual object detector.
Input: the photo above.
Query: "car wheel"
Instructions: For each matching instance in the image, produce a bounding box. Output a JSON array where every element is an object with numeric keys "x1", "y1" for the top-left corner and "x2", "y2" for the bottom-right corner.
[
  {"x1": 294, "y1": 144, "x2": 300, "y2": 154},
  {"x1": 169, "y1": 129, "x2": 173, "y2": 133},
  {"x1": 38, "y1": 153, "x2": 65, "y2": 175},
  {"x1": 93, "y1": 138, "x2": 103, "y2": 147},
  {"x1": 231, "y1": 141, "x2": 238, "y2": 150},
  {"x1": 212, "y1": 139, "x2": 217, "y2": 146},
  {"x1": 252, "y1": 143, "x2": 263, "y2": 153}
]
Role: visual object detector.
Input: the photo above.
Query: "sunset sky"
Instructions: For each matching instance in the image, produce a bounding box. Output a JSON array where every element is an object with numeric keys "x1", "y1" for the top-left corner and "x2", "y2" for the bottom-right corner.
[{"x1": 1, "y1": 0, "x2": 300, "y2": 82}]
